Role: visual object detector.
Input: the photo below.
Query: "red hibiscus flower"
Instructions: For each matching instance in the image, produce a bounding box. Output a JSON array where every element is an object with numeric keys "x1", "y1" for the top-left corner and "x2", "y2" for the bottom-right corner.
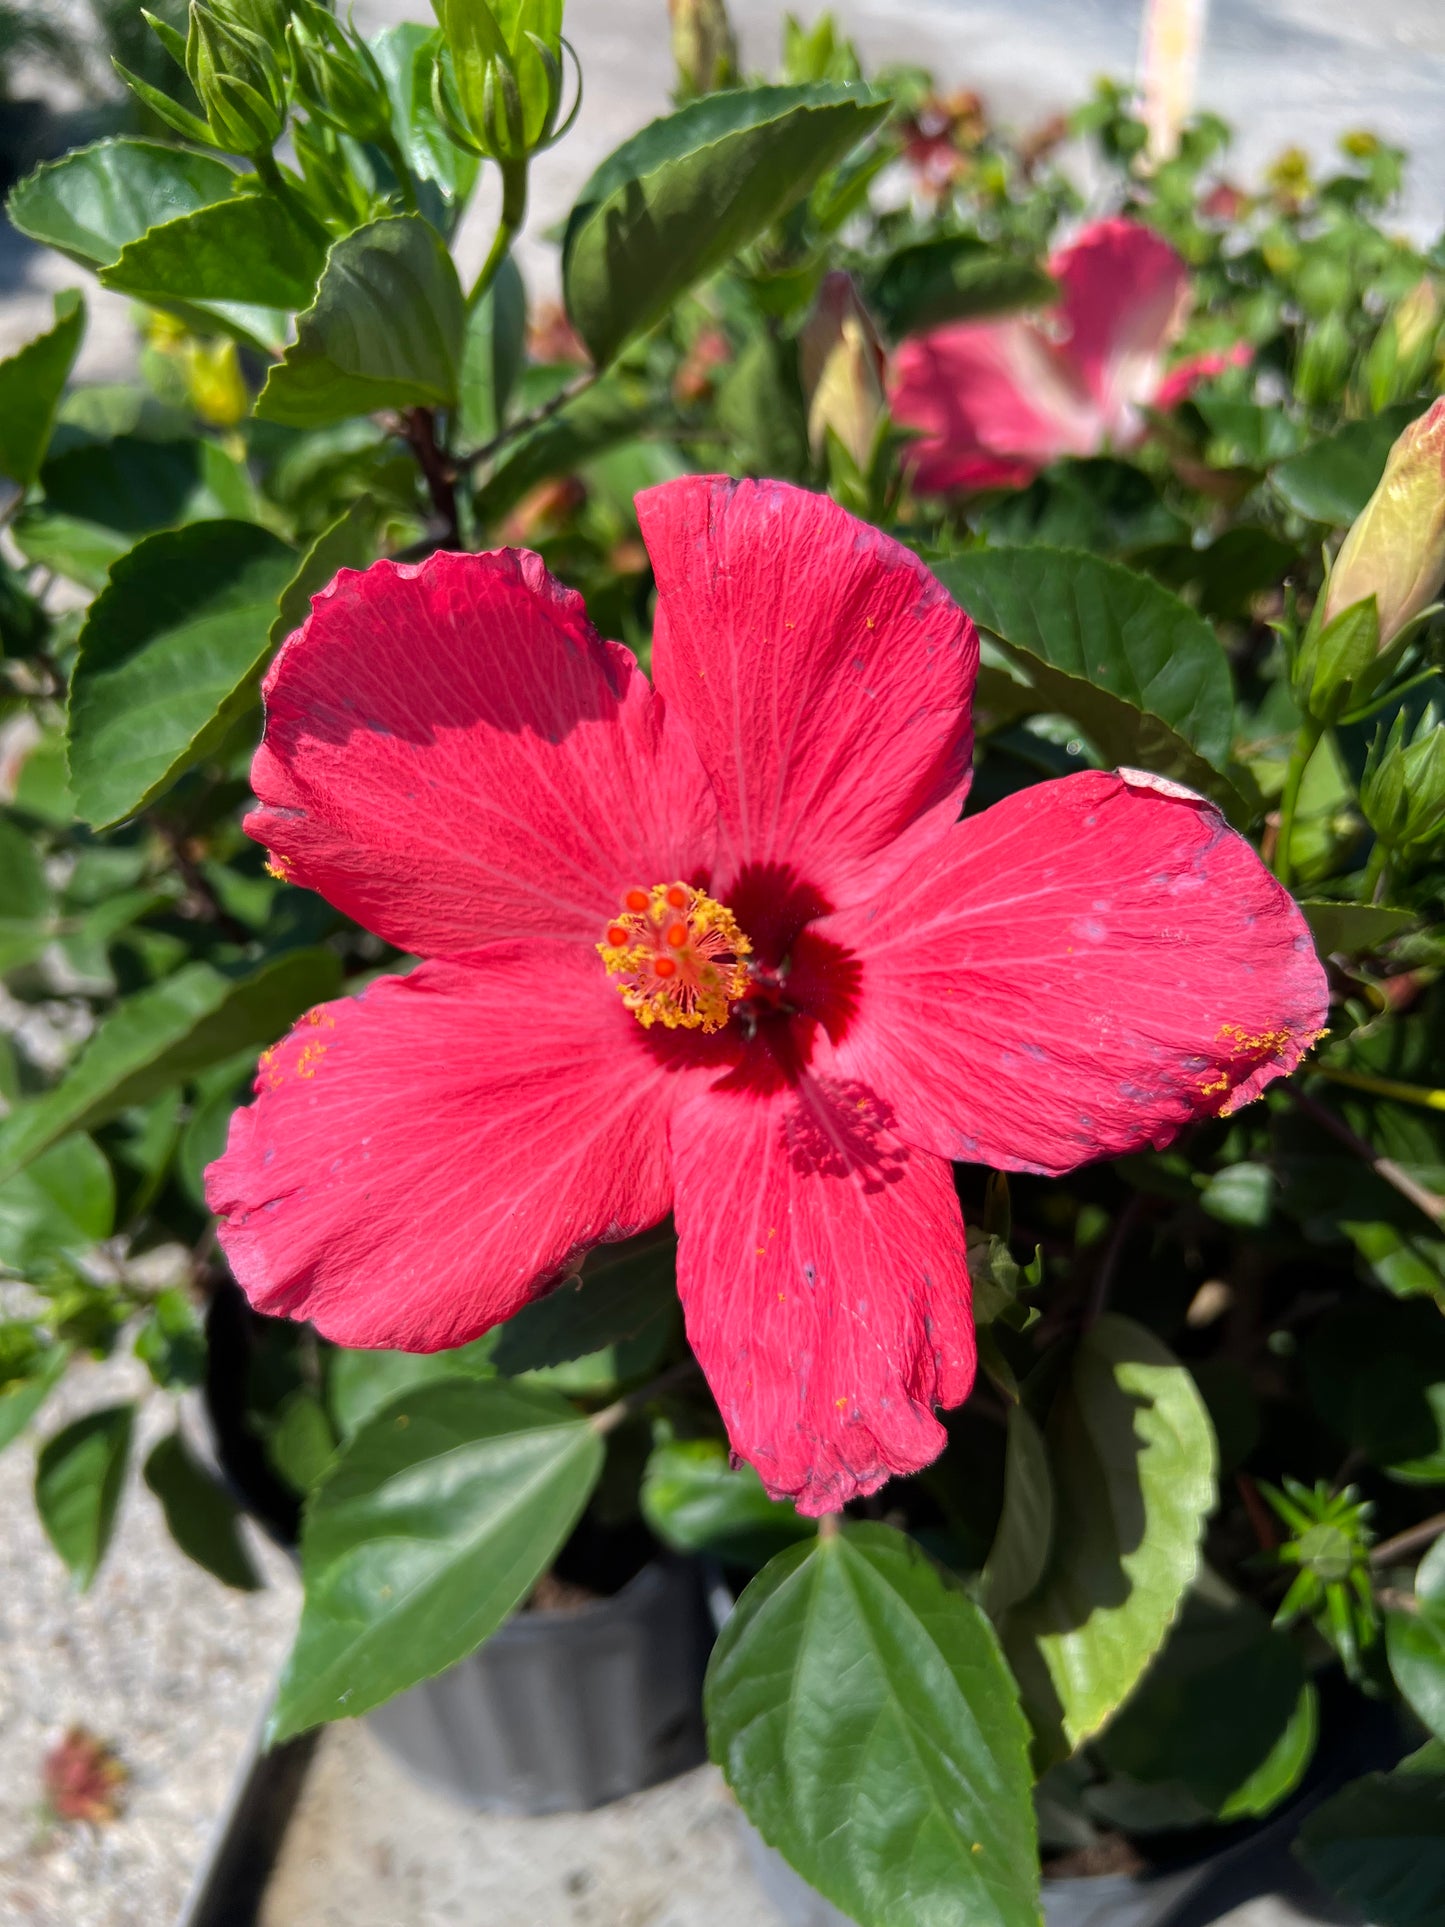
[
  {"x1": 890, "y1": 216, "x2": 1251, "y2": 495},
  {"x1": 207, "y1": 477, "x2": 1325, "y2": 1515}
]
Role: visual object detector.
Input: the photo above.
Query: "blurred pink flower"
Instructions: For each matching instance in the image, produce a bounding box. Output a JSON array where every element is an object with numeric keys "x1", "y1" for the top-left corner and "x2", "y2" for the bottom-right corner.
[{"x1": 890, "y1": 217, "x2": 1249, "y2": 495}]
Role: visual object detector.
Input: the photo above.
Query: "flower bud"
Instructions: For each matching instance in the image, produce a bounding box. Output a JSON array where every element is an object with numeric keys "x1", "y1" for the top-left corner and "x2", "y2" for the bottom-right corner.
[
  {"x1": 667, "y1": 0, "x2": 737, "y2": 99},
  {"x1": 1323, "y1": 399, "x2": 1445, "y2": 647},
  {"x1": 1361, "y1": 277, "x2": 1441, "y2": 412},
  {"x1": 186, "y1": 0, "x2": 287, "y2": 155},
  {"x1": 799, "y1": 272, "x2": 887, "y2": 473},
  {"x1": 430, "y1": 0, "x2": 573, "y2": 162},
  {"x1": 287, "y1": 0, "x2": 392, "y2": 144},
  {"x1": 1361, "y1": 705, "x2": 1445, "y2": 855}
]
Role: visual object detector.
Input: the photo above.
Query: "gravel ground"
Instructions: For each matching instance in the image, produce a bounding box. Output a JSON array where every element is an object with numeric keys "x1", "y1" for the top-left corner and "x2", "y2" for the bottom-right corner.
[{"x1": 0, "y1": 1351, "x2": 297, "y2": 1927}]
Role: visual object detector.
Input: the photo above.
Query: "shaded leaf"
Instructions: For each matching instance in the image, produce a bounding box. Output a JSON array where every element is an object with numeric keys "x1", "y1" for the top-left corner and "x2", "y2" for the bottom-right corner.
[
  {"x1": 327, "y1": 1338, "x2": 496, "y2": 1439},
  {"x1": 68, "y1": 520, "x2": 296, "y2": 828},
  {"x1": 269, "y1": 1379, "x2": 602, "y2": 1741},
  {"x1": 144, "y1": 1431, "x2": 261, "y2": 1590},
  {"x1": 0, "y1": 950, "x2": 343, "y2": 1186},
  {"x1": 1296, "y1": 1742, "x2": 1445, "y2": 1927},
  {"x1": 1386, "y1": 1541, "x2": 1445, "y2": 1745},
  {"x1": 867, "y1": 235, "x2": 1054, "y2": 339},
  {"x1": 642, "y1": 1438, "x2": 814, "y2": 1567},
  {"x1": 982, "y1": 1404, "x2": 1053, "y2": 1618},
  {"x1": 1273, "y1": 404, "x2": 1423, "y2": 525},
  {"x1": 1301, "y1": 899, "x2": 1414, "y2": 957},
  {"x1": 457, "y1": 253, "x2": 526, "y2": 450},
  {"x1": 35, "y1": 1403, "x2": 133, "y2": 1589},
  {"x1": 563, "y1": 85, "x2": 889, "y2": 367},
  {"x1": 707, "y1": 1522, "x2": 1040, "y2": 1927},
  {"x1": 491, "y1": 1237, "x2": 676, "y2": 1375},
  {"x1": 0, "y1": 290, "x2": 85, "y2": 488},
  {"x1": 258, "y1": 215, "x2": 466, "y2": 425}
]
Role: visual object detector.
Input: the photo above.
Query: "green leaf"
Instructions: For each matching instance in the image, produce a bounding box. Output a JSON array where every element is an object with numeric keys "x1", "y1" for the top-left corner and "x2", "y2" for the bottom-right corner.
[
  {"x1": 491, "y1": 1237, "x2": 676, "y2": 1375},
  {"x1": 102, "y1": 192, "x2": 329, "y2": 317},
  {"x1": 257, "y1": 215, "x2": 466, "y2": 425},
  {"x1": 974, "y1": 459, "x2": 1187, "y2": 559},
  {"x1": 457, "y1": 252, "x2": 526, "y2": 449},
  {"x1": 6, "y1": 140, "x2": 287, "y2": 349},
  {"x1": 642, "y1": 1438, "x2": 814, "y2": 1566},
  {"x1": 270, "y1": 1379, "x2": 603, "y2": 1742},
  {"x1": 1093, "y1": 1573, "x2": 1315, "y2": 1820},
  {"x1": 35, "y1": 1402, "x2": 134, "y2": 1590},
  {"x1": 144, "y1": 1431, "x2": 261, "y2": 1590},
  {"x1": 1272, "y1": 403, "x2": 1423, "y2": 525},
  {"x1": 1387, "y1": 1538, "x2": 1445, "y2": 1744},
  {"x1": 0, "y1": 1133, "x2": 114, "y2": 1272},
  {"x1": 936, "y1": 546, "x2": 1237, "y2": 773},
  {"x1": 471, "y1": 371, "x2": 665, "y2": 527},
  {"x1": 1296, "y1": 1743, "x2": 1445, "y2": 1927},
  {"x1": 867, "y1": 235, "x2": 1054, "y2": 339},
  {"x1": 267, "y1": 1388, "x2": 337, "y2": 1492},
  {"x1": 1198, "y1": 1160, "x2": 1275, "y2": 1229},
  {"x1": 68, "y1": 520, "x2": 296, "y2": 829},
  {"x1": 1003, "y1": 1314, "x2": 1217, "y2": 1759},
  {"x1": 1304, "y1": 1297, "x2": 1445, "y2": 1485},
  {"x1": 563, "y1": 85, "x2": 889, "y2": 367},
  {"x1": 6, "y1": 139, "x2": 236, "y2": 270},
  {"x1": 982, "y1": 1404, "x2": 1053, "y2": 1618},
  {"x1": 369, "y1": 23, "x2": 479, "y2": 211},
  {"x1": 327, "y1": 1337, "x2": 496, "y2": 1438},
  {"x1": 0, "y1": 949, "x2": 343, "y2": 1186},
  {"x1": 1301, "y1": 899, "x2": 1415, "y2": 957},
  {"x1": 15, "y1": 434, "x2": 260, "y2": 591},
  {"x1": 706, "y1": 1522, "x2": 1040, "y2": 1927},
  {"x1": 0, "y1": 291, "x2": 85, "y2": 488},
  {"x1": 0, "y1": 812, "x2": 54, "y2": 973},
  {"x1": 133, "y1": 1287, "x2": 206, "y2": 1390},
  {"x1": 0, "y1": 1343, "x2": 69, "y2": 1454}
]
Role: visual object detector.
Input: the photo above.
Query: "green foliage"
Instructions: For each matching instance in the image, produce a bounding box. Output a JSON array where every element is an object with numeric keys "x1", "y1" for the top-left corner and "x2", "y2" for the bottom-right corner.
[
  {"x1": 144, "y1": 1430, "x2": 261, "y2": 1589},
  {"x1": 707, "y1": 1522, "x2": 1040, "y2": 1927},
  {"x1": 1297, "y1": 1742, "x2": 1445, "y2": 1927},
  {"x1": 269, "y1": 1379, "x2": 603, "y2": 1741},
  {"x1": 35, "y1": 1403, "x2": 134, "y2": 1589},
  {"x1": 642, "y1": 1437, "x2": 814, "y2": 1566},
  {"x1": 0, "y1": 292, "x2": 85, "y2": 488}
]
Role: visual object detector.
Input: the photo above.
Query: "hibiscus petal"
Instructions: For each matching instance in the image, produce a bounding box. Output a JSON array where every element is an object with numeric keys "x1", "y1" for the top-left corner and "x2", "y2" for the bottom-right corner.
[
  {"x1": 638, "y1": 476, "x2": 978, "y2": 910},
  {"x1": 670, "y1": 1056, "x2": 975, "y2": 1515},
  {"x1": 249, "y1": 549, "x2": 716, "y2": 957},
  {"x1": 205, "y1": 953, "x2": 679, "y2": 1350},
  {"x1": 889, "y1": 317, "x2": 1102, "y2": 493},
  {"x1": 1052, "y1": 218, "x2": 1190, "y2": 429},
  {"x1": 823, "y1": 770, "x2": 1329, "y2": 1176},
  {"x1": 1153, "y1": 342, "x2": 1253, "y2": 412}
]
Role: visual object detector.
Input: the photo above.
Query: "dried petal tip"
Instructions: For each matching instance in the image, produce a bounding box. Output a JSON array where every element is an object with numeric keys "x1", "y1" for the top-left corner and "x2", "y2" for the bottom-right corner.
[{"x1": 598, "y1": 882, "x2": 751, "y2": 1031}]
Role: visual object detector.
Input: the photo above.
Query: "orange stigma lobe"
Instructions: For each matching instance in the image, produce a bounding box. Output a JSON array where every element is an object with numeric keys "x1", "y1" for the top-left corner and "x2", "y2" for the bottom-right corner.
[{"x1": 598, "y1": 883, "x2": 751, "y2": 1032}]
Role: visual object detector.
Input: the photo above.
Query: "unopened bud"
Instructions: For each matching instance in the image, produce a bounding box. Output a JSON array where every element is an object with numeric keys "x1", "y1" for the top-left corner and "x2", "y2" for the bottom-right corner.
[
  {"x1": 1361, "y1": 704, "x2": 1445, "y2": 855},
  {"x1": 1324, "y1": 398, "x2": 1445, "y2": 647},
  {"x1": 288, "y1": 0, "x2": 392, "y2": 144},
  {"x1": 430, "y1": 0, "x2": 573, "y2": 162},
  {"x1": 1362, "y1": 277, "x2": 1441, "y2": 412},
  {"x1": 667, "y1": 0, "x2": 737, "y2": 98},
  {"x1": 186, "y1": 0, "x2": 287, "y2": 154},
  {"x1": 799, "y1": 272, "x2": 887, "y2": 473}
]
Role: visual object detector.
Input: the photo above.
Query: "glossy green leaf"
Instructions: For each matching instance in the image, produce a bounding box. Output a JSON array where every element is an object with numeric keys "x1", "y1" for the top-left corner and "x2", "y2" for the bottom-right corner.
[
  {"x1": 369, "y1": 23, "x2": 478, "y2": 211},
  {"x1": 0, "y1": 291, "x2": 85, "y2": 488},
  {"x1": 0, "y1": 949, "x2": 343, "y2": 1186},
  {"x1": 867, "y1": 235, "x2": 1054, "y2": 339},
  {"x1": 269, "y1": 1378, "x2": 603, "y2": 1741},
  {"x1": 1301, "y1": 899, "x2": 1415, "y2": 956},
  {"x1": 1003, "y1": 1314, "x2": 1217, "y2": 1758},
  {"x1": 68, "y1": 520, "x2": 296, "y2": 828},
  {"x1": 642, "y1": 1438, "x2": 814, "y2": 1567},
  {"x1": 0, "y1": 1133, "x2": 114, "y2": 1272},
  {"x1": 1272, "y1": 404, "x2": 1423, "y2": 525},
  {"x1": 258, "y1": 215, "x2": 466, "y2": 425},
  {"x1": 0, "y1": 1343, "x2": 69, "y2": 1454},
  {"x1": 1094, "y1": 1573, "x2": 1315, "y2": 1819},
  {"x1": 144, "y1": 1431, "x2": 261, "y2": 1590},
  {"x1": 35, "y1": 1402, "x2": 134, "y2": 1589},
  {"x1": 457, "y1": 253, "x2": 526, "y2": 449},
  {"x1": 102, "y1": 191, "x2": 329, "y2": 317},
  {"x1": 491, "y1": 1237, "x2": 676, "y2": 1375},
  {"x1": 1387, "y1": 1539, "x2": 1445, "y2": 1745},
  {"x1": 6, "y1": 140, "x2": 288, "y2": 348},
  {"x1": 982, "y1": 1403, "x2": 1053, "y2": 1618},
  {"x1": 1296, "y1": 1742, "x2": 1445, "y2": 1927},
  {"x1": 563, "y1": 85, "x2": 889, "y2": 366},
  {"x1": 707, "y1": 1522, "x2": 1040, "y2": 1927},
  {"x1": 937, "y1": 546, "x2": 1237, "y2": 773}
]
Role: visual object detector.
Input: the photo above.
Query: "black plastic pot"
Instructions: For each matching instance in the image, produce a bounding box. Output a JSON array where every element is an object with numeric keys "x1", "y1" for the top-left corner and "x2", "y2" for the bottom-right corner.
[{"x1": 365, "y1": 1556, "x2": 711, "y2": 1813}]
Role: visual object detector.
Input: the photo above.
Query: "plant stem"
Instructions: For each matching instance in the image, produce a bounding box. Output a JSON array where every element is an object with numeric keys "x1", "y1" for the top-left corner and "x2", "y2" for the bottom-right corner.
[
  {"x1": 402, "y1": 406, "x2": 459, "y2": 547},
  {"x1": 1361, "y1": 838, "x2": 1391, "y2": 904},
  {"x1": 1371, "y1": 1510, "x2": 1445, "y2": 1568},
  {"x1": 468, "y1": 157, "x2": 529, "y2": 313},
  {"x1": 1274, "y1": 716, "x2": 1324, "y2": 890},
  {"x1": 1312, "y1": 1066, "x2": 1445, "y2": 1114},
  {"x1": 816, "y1": 1512, "x2": 842, "y2": 1541},
  {"x1": 589, "y1": 1358, "x2": 700, "y2": 1435},
  {"x1": 462, "y1": 367, "x2": 598, "y2": 469},
  {"x1": 1289, "y1": 1087, "x2": 1445, "y2": 1227},
  {"x1": 380, "y1": 132, "x2": 420, "y2": 215}
]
